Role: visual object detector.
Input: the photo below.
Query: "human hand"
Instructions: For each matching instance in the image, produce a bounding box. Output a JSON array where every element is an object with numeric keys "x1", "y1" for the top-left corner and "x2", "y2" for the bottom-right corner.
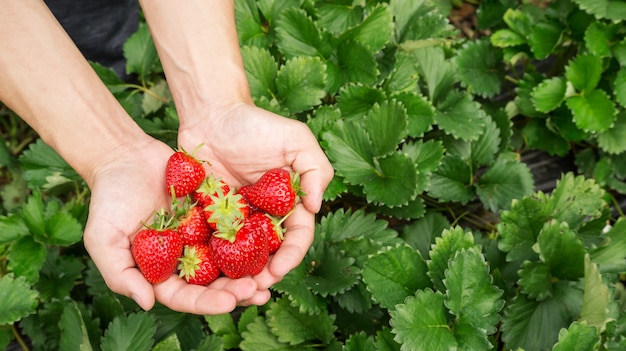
[
  {"x1": 82, "y1": 137, "x2": 270, "y2": 314},
  {"x1": 177, "y1": 102, "x2": 334, "y2": 298}
]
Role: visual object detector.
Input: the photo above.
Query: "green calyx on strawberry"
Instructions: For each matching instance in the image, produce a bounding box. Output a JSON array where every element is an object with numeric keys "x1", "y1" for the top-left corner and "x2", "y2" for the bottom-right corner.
[
  {"x1": 172, "y1": 196, "x2": 212, "y2": 246},
  {"x1": 204, "y1": 188, "x2": 249, "y2": 230},
  {"x1": 244, "y1": 168, "x2": 306, "y2": 217},
  {"x1": 255, "y1": 212, "x2": 287, "y2": 254},
  {"x1": 178, "y1": 244, "x2": 220, "y2": 286},
  {"x1": 131, "y1": 210, "x2": 183, "y2": 284},
  {"x1": 193, "y1": 173, "x2": 230, "y2": 209},
  {"x1": 165, "y1": 145, "x2": 206, "y2": 197},
  {"x1": 210, "y1": 212, "x2": 270, "y2": 279}
]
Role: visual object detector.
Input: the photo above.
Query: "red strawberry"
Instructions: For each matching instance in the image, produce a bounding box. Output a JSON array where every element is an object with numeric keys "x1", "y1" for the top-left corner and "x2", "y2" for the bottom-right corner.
[
  {"x1": 245, "y1": 168, "x2": 305, "y2": 217},
  {"x1": 236, "y1": 184, "x2": 262, "y2": 214},
  {"x1": 165, "y1": 148, "x2": 206, "y2": 197},
  {"x1": 175, "y1": 201, "x2": 212, "y2": 246},
  {"x1": 204, "y1": 188, "x2": 250, "y2": 231},
  {"x1": 178, "y1": 244, "x2": 221, "y2": 285},
  {"x1": 255, "y1": 213, "x2": 285, "y2": 254},
  {"x1": 193, "y1": 173, "x2": 230, "y2": 209},
  {"x1": 210, "y1": 212, "x2": 270, "y2": 279},
  {"x1": 132, "y1": 213, "x2": 183, "y2": 284}
]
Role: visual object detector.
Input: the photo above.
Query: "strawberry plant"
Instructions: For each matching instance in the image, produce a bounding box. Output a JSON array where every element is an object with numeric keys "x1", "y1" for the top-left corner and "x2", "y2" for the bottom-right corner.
[{"x1": 3, "y1": 0, "x2": 626, "y2": 350}]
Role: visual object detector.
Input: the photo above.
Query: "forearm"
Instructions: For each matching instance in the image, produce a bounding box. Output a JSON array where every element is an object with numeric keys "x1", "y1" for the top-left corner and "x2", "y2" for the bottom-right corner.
[
  {"x1": 139, "y1": 0, "x2": 252, "y2": 129},
  {"x1": 0, "y1": 0, "x2": 150, "y2": 187}
]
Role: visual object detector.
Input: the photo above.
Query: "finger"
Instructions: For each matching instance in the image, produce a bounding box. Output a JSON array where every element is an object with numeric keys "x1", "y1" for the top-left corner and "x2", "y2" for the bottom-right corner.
[
  {"x1": 153, "y1": 276, "x2": 258, "y2": 315},
  {"x1": 269, "y1": 203, "x2": 315, "y2": 277},
  {"x1": 238, "y1": 289, "x2": 272, "y2": 307},
  {"x1": 289, "y1": 138, "x2": 334, "y2": 213}
]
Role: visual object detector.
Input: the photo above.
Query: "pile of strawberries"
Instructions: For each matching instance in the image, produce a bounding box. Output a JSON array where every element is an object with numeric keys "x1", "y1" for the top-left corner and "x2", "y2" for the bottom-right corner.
[{"x1": 131, "y1": 147, "x2": 304, "y2": 286}]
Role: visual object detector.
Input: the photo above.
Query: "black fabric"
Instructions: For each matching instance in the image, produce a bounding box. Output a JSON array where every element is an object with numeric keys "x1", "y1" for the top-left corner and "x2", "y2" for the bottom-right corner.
[{"x1": 45, "y1": 0, "x2": 139, "y2": 80}]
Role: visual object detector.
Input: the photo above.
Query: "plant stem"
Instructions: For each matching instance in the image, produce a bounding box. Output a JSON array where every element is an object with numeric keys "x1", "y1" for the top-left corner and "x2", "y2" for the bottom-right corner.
[{"x1": 12, "y1": 325, "x2": 30, "y2": 351}]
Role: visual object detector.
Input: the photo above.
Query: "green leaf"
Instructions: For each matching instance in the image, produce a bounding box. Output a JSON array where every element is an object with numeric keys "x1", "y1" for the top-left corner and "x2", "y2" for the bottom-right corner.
[
  {"x1": 0, "y1": 274, "x2": 39, "y2": 325},
  {"x1": 476, "y1": 155, "x2": 535, "y2": 212},
  {"x1": 204, "y1": 313, "x2": 241, "y2": 349},
  {"x1": 590, "y1": 217, "x2": 626, "y2": 270},
  {"x1": 434, "y1": 91, "x2": 486, "y2": 142},
  {"x1": 123, "y1": 22, "x2": 160, "y2": 83},
  {"x1": 19, "y1": 139, "x2": 80, "y2": 189},
  {"x1": 339, "y1": 4, "x2": 392, "y2": 53},
  {"x1": 391, "y1": 0, "x2": 455, "y2": 42},
  {"x1": 427, "y1": 226, "x2": 475, "y2": 292},
  {"x1": 565, "y1": 55, "x2": 603, "y2": 93},
  {"x1": 394, "y1": 92, "x2": 434, "y2": 138},
  {"x1": 365, "y1": 101, "x2": 409, "y2": 156},
  {"x1": 59, "y1": 301, "x2": 94, "y2": 351},
  {"x1": 234, "y1": 0, "x2": 270, "y2": 48},
  {"x1": 580, "y1": 255, "x2": 610, "y2": 331},
  {"x1": 390, "y1": 289, "x2": 457, "y2": 351},
  {"x1": 276, "y1": 56, "x2": 327, "y2": 114},
  {"x1": 502, "y1": 8, "x2": 533, "y2": 38},
  {"x1": 402, "y1": 140, "x2": 444, "y2": 175},
  {"x1": 401, "y1": 211, "x2": 450, "y2": 259},
  {"x1": 362, "y1": 244, "x2": 430, "y2": 310},
  {"x1": 383, "y1": 51, "x2": 420, "y2": 95},
  {"x1": 43, "y1": 210, "x2": 83, "y2": 246},
  {"x1": 528, "y1": 20, "x2": 563, "y2": 59},
  {"x1": 322, "y1": 120, "x2": 375, "y2": 183},
  {"x1": 37, "y1": 250, "x2": 85, "y2": 301},
  {"x1": 304, "y1": 245, "x2": 359, "y2": 296},
  {"x1": 518, "y1": 261, "x2": 553, "y2": 300},
  {"x1": 336, "y1": 84, "x2": 386, "y2": 120},
  {"x1": 548, "y1": 173, "x2": 607, "y2": 230},
  {"x1": 240, "y1": 316, "x2": 289, "y2": 351},
  {"x1": 241, "y1": 45, "x2": 277, "y2": 101},
  {"x1": 427, "y1": 154, "x2": 475, "y2": 205},
  {"x1": 455, "y1": 38, "x2": 503, "y2": 98},
  {"x1": 444, "y1": 114, "x2": 500, "y2": 167},
  {"x1": 567, "y1": 89, "x2": 617, "y2": 133},
  {"x1": 336, "y1": 40, "x2": 379, "y2": 86},
  {"x1": 101, "y1": 312, "x2": 156, "y2": 351},
  {"x1": 537, "y1": 221, "x2": 586, "y2": 280},
  {"x1": 598, "y1": 111, "x2": 626, "y2": 154},
  {"x1": 7, "y1": 236, "x2": 46, "y2": 283},
  {"x1": 615, "y1": 68, "x2": 626, "y2": 108},
  {"x1": 444, "y1": 248, "x2": 504, "y2": 334},
  {"x1": 275, "y1": 8, "x2": 324, "y2": 58},
  {"x1": 364, "y1": 152, "x2": 418, "y2": 206},
  {"x1": 266, "y1": 298, "x2": 336, "y2": 345},
  {"x1": 316, "y1": 4, "x2": 363, "y2": 35},
  {"x1": 498, "y1": 195, "x2": 550, "y2": 262},
  {"x1": 531, "y1": 77, "x2": 568, "y2": 113},
  {"x1": 490, "y1": 29, "x2": 526, "y2": 47},
  {"x1": 552, "y1": 321, "x2": 600, "y2": 351},
  {"x1": 585, "y1": 21, "x2": 619, "y2": 57},
  {"x1": 0, "y1": 214, "x2": 29, "y2": 244},
  {"x1": 572, "y1": 0, "x2": 626, "y2": 21},
  {"x1": 272, "y1": 263, "x2": 327, "y2": 315},
  {"x1": 413, "y1": 47, "x2": 457, "y2": 105}
]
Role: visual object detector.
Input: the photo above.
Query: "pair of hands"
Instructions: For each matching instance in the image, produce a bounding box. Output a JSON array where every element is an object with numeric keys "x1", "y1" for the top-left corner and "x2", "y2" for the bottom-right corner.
[{"x1": 82, "y1": 103, "x2": 333, "y2": 315}]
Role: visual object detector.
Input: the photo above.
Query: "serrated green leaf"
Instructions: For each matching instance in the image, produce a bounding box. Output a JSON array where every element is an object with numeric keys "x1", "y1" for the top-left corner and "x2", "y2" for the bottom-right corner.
[
  {"x1": 344, "y1": 332, "x2": 375, "y2": 351},
  {"x1": 336, "y1": 84, "x2": 386, "y2": 120},
  {"x1": 266, "y1": 298, "x2": 336, "y2": 345},
  {"x1": 548, "y1": 173, "x2": 607, "y2": 230},
  {"x1": 518, "y1": 261, "x2": 553, "y2": 300},
  {"x1": 394, "y1": 92, "x2": 434, "y2": 138},
  {"x1": 401, "y1": 211, "x2": 450, "y2": 259},
  {"x1": 322, "y1": 119, "x2": 375, "y2": 183},
  {"x1": 42, "y1": 210, "x2": 83, "y2": 246},
  {"x1": 476, "y1": 155, "x2": 535, "y2": 212},
  {"x1": 101, "y1": 312, "x2": 156, "y2": 351},
  {"x1": 537, "y1": 221, "x2": 586, "y2": 280},
  {"x1": 276, "y1": 56, "x2": 326, "y2": 113},
  {"x1": 590, "y1": 217, "x2": 626, "y2": 270},
  {"x1": 7, "y1": 236, "x2": 46, "y2": 283},
  {"x1": 427, "y1": 154, "x2": 475, "y2": 205},
  {"x1": 565, "y1": 55, "x2": 603, "y2": 93},
  {"x1": 567, "y1": 89, "x2": 617, "y2": 132},
  {"x1": 552, "y1": 321, "x2": 600, "y2": 351},
  {"x1": 444, "y1": 114, "x2": 500, "y2": 167},
  {"x1": 0, "y1": 274, "x2": 39, "y2": 325},
  {"x1": 234, "y1": 0, "x2": 270, "y2": 48},
  {"x1": 454, "y1": 322, "x2": 494, "y2": 351},
  {"x1": 18, "y1": 139, "x2": 81, "y2": 189},
  {"x1": 336, "y1": 40, "x2": 379, "y2": 86},
  {"x1": 572, "y1": 0, "x2": 626, "y2": 21},
  {"x1": 305, "y1": 245, "x2": 359, "y2": 296},
  {"x1": 455, "y1": 38, "x2": 503, "y2": 98},
  {"x1": 59, "y1": 301, "x2": 93, "y2": 351},
  {"x1": 316, "y1": 4, "x2": 363, "y2": 35},
  {"x1": 390, "y1": 289, "x2": 457, "y2": 351},
  {"x1": 413, "y1": 47, "x2": 457, "y2": 105},
  {"x1": 490, "y1": 29, "x2": 526, "y2": 47},
  {"x1": 363, "y1": 152, "x2": 418, "y2": 206},
  {"x1": 528, "y1": 20, "x2": 563, "y2": 59},
  {"x1": 498, "y1": 195, "x2": 550, "y2": 262},
  {"x1": 391, "y1": 0, "x2": 455, "y2": 42},
  {"x1": 241, "y1": 45, "x2": 278, "y2": 101},
  {"x1": 444, "y1": 248, "x2": 504, "y2": 333},
  {"x1": 123, "y1": 22, "x2": 160, "y2": 83},
  {"x1": 271, "y1": 262, "x2": 327, "y2": 315},
  {"x1": 240, "y1": 316, "x2": 289, "y2": 351},
  {"x1": 275, "y1": 8, "x2": 324, "y2": 59},
  {"x1": 597, "y1": 111, "x2": 626, "y2": 154},
  {"x1": 531, "y1": 77, "x2": 567, "y2": 113},
  {"x1": 502, "y1": 8, "x2": 533, "y2": 38},
  {"x1": 365, "y1": 101, "x2": 408, "y2": 156},
  {"x1": 614, "y1": 68, "x2": 626, "y2": 108},
  {"x1": 38, "y1": 250, "x2": 85, "y2": 301},
  {"x1": 383, "y1": 51, "x2": 420, "y2": 95},
  {"x1": 428, "y1": 226, "x2": 475, "y2": 292},
  {"x1": 580, "y1": 255, "x2": 611, "y2": 331},
  {"x1": 402, "y1": 140, "x2": 444, "y2": 175},
  {"x1": 0, "y1": 213, "x2": 29, "y2": 244},
  {"x1": 435, "y1": 91, "x2": 486, "y2": 141},
  {"x1": 523, "y1": 118, "x2": 571, "y2": 156},
  {"x1": 318, "y1": 208, "x2": 399, "y2": 245},
  {"x1": 585, "y1": 21, "x2": 619, "y2": 57},
  {"x1": 204, "y1": 313, "x2": 241, "y2": 349},
  {"x1": 339, "y1": 4, "x2": 392, "y2": 53},
  {"x1": 362, "y1": 244, "x2": 430, "y2": 310}
]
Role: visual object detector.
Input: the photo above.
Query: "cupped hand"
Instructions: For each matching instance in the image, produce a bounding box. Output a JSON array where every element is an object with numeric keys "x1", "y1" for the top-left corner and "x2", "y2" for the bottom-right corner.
[
  {"x1": 82, "y1": 136, "x2": 269, "y2": 314},
  {"x1": 177, "y1": 102, "x2": 334, "y2": 296}
]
